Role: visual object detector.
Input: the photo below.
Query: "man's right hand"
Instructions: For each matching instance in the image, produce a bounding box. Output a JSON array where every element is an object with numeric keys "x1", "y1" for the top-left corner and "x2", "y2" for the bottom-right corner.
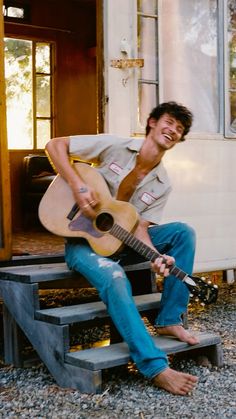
[{"x1": 72, "y1": 183, "x2": 99, "y2": 218}]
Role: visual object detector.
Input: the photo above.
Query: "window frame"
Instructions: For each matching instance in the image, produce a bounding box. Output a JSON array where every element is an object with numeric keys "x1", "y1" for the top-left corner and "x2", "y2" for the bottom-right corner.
[
  {"x1": 137, "y1": 2, "x2": 159, "y2": 128},
  {"x1": 4, "y1": 36, "x2": 55, "y2": 150},
  {"x1": 133, "y1": 0, "x2": 236, "y2": 140},
  {"x1": 133, "y1": 0, "x2": 159, "y2": 134},
  {"x1": 223, "y1": 0, "x2": 236, "y2": 138},
  {"x1": 33, "y1": 41, "x2": 54, "y2": 149}
]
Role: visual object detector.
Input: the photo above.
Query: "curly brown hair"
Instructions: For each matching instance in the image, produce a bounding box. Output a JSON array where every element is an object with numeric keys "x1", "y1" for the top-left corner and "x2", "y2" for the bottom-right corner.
[{"x1": 146, "y1": 101, "x2": 193, "y2": 141}]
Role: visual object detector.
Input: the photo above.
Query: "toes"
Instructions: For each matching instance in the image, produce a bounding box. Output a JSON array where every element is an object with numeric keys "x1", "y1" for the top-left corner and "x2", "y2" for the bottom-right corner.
[{"x1": 181, "y1": 383, "x2": 196, "y2": 393}]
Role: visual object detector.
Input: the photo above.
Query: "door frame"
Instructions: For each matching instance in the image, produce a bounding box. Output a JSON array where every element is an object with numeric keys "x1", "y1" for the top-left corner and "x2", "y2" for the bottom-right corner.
[{"x1": 0, "y1": 0, "x2": 12, "y2": 260}]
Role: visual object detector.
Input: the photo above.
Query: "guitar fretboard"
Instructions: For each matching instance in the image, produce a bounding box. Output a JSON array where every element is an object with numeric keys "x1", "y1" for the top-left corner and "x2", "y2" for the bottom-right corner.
[{"x1": 111, "y1": 223, "x2": 188, "y2": 282}]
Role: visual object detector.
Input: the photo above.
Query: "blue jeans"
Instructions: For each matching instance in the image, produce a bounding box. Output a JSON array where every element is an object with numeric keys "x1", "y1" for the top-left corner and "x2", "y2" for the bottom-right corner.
[{"x1": 65, "y1": 222, "x2": 196, "y2": 379}]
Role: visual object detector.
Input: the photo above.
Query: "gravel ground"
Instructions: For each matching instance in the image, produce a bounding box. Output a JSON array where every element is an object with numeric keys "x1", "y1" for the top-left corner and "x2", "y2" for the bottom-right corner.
[{"x1": 0, "y1": 280, "x2": 235, "y2": 419}]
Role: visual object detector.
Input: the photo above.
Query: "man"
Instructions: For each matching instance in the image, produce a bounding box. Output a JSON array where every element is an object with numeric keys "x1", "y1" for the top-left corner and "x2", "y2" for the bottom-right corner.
[{"x1": 46, "y1": 101, "x2": 198, "y2": 395}]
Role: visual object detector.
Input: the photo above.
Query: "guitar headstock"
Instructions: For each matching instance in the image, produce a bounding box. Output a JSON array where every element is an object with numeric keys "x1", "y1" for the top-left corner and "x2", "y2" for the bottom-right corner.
[{"x1": 184, "y1": 275, "x2": 218, "y2": 305}]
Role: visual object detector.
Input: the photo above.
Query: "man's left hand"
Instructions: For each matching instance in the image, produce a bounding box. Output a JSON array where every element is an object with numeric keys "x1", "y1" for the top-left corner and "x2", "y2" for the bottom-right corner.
[{"x1": 151, "y1": 254, "x2": 175, "y2": 277}]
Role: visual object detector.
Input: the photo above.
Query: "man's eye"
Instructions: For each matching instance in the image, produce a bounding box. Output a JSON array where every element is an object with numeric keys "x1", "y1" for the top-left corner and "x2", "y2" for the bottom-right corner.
[{"x1": 177, "y1": 127, "x2": 184, "y2": 134}]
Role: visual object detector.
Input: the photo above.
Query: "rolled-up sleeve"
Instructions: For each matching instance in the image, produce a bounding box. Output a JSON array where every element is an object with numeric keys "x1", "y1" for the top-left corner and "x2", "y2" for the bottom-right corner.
[{"x1": 69, "y1": 134, "x2": 118, "y2": 162}]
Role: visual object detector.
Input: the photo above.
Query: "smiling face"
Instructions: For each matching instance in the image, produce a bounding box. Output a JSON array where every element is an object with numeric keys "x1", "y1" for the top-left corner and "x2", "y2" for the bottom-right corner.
[{"x1": 148, "y1": 113, "x2": 185, "y2": 151}]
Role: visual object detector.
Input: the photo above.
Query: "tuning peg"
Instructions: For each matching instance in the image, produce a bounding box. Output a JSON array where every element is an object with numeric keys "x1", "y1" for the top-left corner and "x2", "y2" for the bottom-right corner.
[
  {"x1": 200, "y1": 302, "x2": 205, "y2": 307},
  {"x1": 195, "y1": 297, "x2": 199, "y2": 302},
  {"x1": 213, "y1": 284, "x2": 218, "y2": 289},
  {"x1": 190, "y1": 293, "x2": 193, "y2": 298},
  {"x1": 207, "y1": 280, "x2": 212, "y2": 284},
  {"x1": 201, "y1": 276, "x2": 206, "y2": 281}
]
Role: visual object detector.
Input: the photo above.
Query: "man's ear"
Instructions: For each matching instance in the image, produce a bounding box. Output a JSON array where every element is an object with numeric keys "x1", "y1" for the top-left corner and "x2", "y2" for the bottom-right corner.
[{"x1": 148, "y1": 117, "x2": 158, "y2": 128}]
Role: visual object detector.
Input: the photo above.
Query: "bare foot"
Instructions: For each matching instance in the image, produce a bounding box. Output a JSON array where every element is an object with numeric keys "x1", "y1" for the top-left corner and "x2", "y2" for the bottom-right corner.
[
  {"x1": 153, "y1": 367, "x2": 198, "y2": 395},
  {"x1": 156, "y1": 325, "x2": 199, "y2": 345}
]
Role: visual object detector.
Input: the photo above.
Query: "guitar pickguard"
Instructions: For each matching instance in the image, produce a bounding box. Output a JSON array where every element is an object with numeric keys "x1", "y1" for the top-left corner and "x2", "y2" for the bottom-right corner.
[{"x1": 69, "y1": 213, "x2": 103, "y2": 238}]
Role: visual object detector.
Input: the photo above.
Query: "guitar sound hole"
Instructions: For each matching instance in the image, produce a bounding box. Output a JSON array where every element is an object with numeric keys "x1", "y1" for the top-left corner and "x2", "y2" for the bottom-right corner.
[{"x1": 95, "y1": 212, "x2": 114, "y2": 232}]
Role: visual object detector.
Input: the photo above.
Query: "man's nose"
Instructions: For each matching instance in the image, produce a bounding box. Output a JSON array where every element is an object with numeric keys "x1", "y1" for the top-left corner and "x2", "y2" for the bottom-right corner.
[
  {"x1": 167, "y1": 126, "x2": 176, "y2": 135},
  {"x1": 170, "y1": 124, "x2": 178, "y2": 134}
]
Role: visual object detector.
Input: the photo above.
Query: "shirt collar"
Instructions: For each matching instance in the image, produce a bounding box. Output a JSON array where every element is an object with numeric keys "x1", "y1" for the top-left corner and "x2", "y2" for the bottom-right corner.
[
  {"x1": 127, "y1": 138, "x2": 144, "y2": 152},
  {"x1": 127, "y1": 138, "x2": 168, "y2": 184}
]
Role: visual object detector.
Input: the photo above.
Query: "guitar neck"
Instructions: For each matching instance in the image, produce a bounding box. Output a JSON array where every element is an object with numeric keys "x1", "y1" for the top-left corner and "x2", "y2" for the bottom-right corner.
[{"x1": 111, "y1": 223, "x2": 188, "y2": 281}]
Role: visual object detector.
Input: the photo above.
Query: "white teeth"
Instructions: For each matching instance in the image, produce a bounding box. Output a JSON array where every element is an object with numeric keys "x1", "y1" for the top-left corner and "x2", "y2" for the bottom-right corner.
[{"x1": 164, "y1": 134, "x2": 172, "y2": 140}]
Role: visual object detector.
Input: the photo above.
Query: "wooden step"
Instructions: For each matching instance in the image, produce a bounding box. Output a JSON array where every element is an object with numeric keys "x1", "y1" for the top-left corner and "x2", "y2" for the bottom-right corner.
[
  {"x1": 65, "y1": 332, "x2": 223, "y2": 370},
  {"x1": 0, "y1": 253, "x2": 65, "y2": 267},
  {"x1": 0, "y1": 262, "x2": 77, "y2": 283},
  {"x1": 0, "y1": 261, "x2": 154, "y2": 291},
  {"x1": 0, "y1": 261, "x2": 152, "y2": 284},
  {"x1": 0, "y1": 262, "x2": 91, "y2": 290},
  {"x1": 35, "y1": 293, "x2": 161, "y2": 325}
]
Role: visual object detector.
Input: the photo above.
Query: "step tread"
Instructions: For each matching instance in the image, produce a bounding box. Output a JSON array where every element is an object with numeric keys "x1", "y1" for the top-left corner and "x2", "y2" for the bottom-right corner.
[
  {"x1": 35, "y1": 293, "x2": 162, "y2": 324},
  {"x1": 0, "y1": 262, "x2": 151, "y2": 283},
  {"x1": 0, "y1": 263, "x2": 76, "y2": 283},
  {"x1": 65, "y1": 332, "x2": 221, "y2": 370},
  {"x1": 0, "y1": 254, "x2": 65, "y2": 267}
]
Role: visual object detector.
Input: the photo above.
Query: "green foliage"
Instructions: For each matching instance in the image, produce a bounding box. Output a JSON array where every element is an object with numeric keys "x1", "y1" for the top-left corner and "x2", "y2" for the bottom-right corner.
[{"x1": 4, "y1": 38, "x2": 32, "y2": 100}]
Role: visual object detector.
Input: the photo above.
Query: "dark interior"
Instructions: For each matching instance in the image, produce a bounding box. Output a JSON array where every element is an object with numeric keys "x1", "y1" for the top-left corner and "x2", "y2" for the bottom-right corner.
[{"x1": 5, "y1": 0, "x2": 100, "y2": 234}]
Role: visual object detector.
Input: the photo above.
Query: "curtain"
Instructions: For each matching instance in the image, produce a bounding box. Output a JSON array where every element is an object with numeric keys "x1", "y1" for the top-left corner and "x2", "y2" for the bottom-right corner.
[{"x1": 158, "y1": 0, "x2": 218, "y2": 133}]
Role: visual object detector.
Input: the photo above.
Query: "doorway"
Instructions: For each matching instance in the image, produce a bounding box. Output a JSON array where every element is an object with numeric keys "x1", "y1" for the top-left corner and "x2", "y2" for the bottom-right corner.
[{"x1": 3, "y1": 0, "x2": 102, "y2": 257}]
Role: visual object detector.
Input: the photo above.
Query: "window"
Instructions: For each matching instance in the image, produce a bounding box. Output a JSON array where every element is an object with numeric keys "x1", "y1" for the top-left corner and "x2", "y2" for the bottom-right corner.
[
  {"x1": 136, "y1": 0, "x2": 219, "y2": 134},
  {"x1": 225, "y1": 0, "x2": 236, "y2": 136},
  {"x1": 4, "y1": 38, "x2": 54, "y2": 149},
  {"x1": 3, "y1": 2, "x2": 30, "y2": 22},
  {"x1": 158, "y1": 0, "x2": 218, "y2": 134},
  {"x1": 136, "y1": 0, "x2": 236, "y2": 138}
]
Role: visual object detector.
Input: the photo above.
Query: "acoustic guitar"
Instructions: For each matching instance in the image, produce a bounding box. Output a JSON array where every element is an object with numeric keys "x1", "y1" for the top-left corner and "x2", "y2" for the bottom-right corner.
[{"x1": 39, "y1": 162, "x2": 218, "y2": 305}]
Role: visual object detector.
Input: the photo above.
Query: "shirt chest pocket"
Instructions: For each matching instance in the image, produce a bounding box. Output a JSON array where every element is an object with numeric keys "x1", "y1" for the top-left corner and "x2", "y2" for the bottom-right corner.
[
  {"x1": 130, "y1": 179, "x2": 170, "y2": 210},
  {"x1": 131, "y1": 190, "x2": 158, "y2": 211}
]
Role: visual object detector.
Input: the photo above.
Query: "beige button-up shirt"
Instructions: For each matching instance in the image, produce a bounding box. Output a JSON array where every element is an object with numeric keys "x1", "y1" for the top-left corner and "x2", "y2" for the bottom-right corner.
[{"x1": 69, "y1": 134, "x2": 172, "y2": 224}]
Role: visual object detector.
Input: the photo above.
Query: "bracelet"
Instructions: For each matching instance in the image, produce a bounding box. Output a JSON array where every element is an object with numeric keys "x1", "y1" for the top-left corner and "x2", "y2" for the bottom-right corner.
[{"x1": 77, "y1": 186, "x2": 88, "y2": 193}]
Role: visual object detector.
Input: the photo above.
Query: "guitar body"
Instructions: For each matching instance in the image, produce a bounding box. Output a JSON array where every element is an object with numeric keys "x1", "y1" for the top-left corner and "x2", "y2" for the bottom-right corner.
[{"x1": 38, "y1": 163, "x2": 139, "y2": 256}]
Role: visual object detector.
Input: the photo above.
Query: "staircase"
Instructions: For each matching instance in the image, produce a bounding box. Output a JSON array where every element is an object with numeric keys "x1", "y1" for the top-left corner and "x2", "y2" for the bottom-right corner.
[{"x1": 0, "y1": 260, "x2": 223, "y2": 393}]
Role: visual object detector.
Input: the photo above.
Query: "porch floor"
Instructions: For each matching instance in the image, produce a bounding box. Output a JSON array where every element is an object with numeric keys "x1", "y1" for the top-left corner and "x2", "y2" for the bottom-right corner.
[{"x1": 12, "y1": 231, "x2": 65, "y2": 256}]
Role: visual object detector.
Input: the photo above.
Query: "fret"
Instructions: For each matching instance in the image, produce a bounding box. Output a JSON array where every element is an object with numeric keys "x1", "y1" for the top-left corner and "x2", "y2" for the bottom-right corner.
[
  {"x1": 170, "y1": 266, "x2": 186, "y2": 281},
  {"x1": 135, "y1": 241, "x2": 146, "y2": 256},
  {"x1": 111, "y1": 223, "x2": 187, "y2": 281}
]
